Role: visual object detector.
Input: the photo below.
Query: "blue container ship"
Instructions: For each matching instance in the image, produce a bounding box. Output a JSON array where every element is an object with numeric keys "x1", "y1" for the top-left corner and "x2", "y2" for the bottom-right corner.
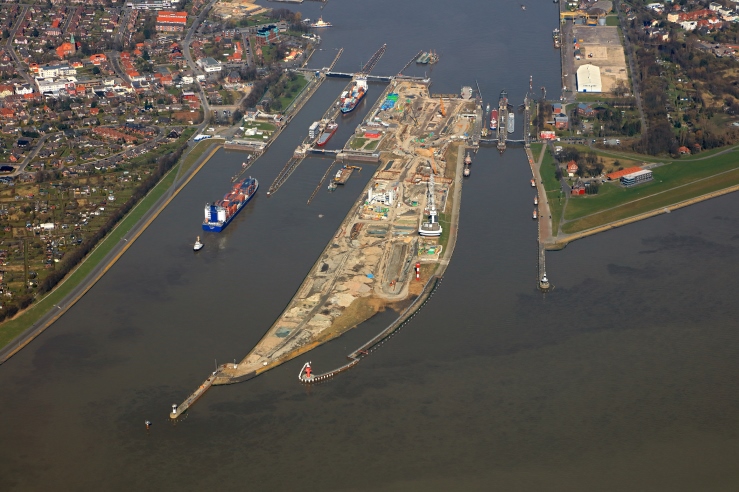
[{"x1": 202, "y1": 177, "x2": 258, "y2": 232}]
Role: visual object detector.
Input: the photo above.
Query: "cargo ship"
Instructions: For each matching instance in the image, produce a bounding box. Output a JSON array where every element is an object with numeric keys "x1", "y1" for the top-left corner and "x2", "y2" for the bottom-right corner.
[
  {"x1": 310, "y1": 17, "x2": 332, "y2": 28},
  {"x1": 507, "y1": 112, "x2": 515, "y2": 133},
  {"x1": 316, "y1": 121, "x2": 338, "y2": 147},
  {"x1": 340, "y1": 77, "x2": 368, "y2": 114},
  {"x1": 490, "y1": 109, "x2": 498, "y2": 130},
  {"x1": 202, "y1": 177, "x2": 258, "y2": 232}
]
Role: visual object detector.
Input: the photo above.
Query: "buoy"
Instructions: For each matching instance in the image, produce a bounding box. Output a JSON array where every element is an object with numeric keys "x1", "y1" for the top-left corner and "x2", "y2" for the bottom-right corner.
[{"x1": 145, "y1": 420, "x2": 152, "y2": 429}]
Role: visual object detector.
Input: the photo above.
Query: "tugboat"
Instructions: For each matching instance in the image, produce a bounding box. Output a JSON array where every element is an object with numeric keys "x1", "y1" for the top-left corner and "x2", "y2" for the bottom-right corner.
[
  {"x1": 533, "y1": 209, "x2": 538, "y2": 219},
  {"x1": 463, "y1": 165, "x2": 470, "y2": 177},
  {"x1": 464, "y1": 152, "x2": 472, "y2": 166},
  {"x1": 534, "y1": 195, "x2": 538, "y2": 205},
  {"x1": 310, "y1": 17, "x2": 332, "y2": 28},
  {"x1": 193, "y1": 236, "x2": 203, "y2": 251},
  {"x1": 530, "y1": 178, "x2": 536, "y2": 187}
]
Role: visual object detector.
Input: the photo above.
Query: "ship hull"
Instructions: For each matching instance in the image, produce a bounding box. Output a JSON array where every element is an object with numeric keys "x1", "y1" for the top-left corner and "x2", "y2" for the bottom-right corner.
[
  {"x1": 202, "y1": 179, "x2": 258, "y2": 232},
  {"x1": 340, "y1": 91, "x2": 366, "y2": 114},
  {"x1": 316, "y1": 124, "x2": 338, "y2": 146}
]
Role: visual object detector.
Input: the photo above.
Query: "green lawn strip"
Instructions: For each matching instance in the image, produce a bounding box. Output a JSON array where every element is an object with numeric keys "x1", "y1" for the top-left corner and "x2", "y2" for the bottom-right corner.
[
  {"x1": 0, "y1": 163, "x2": 181, "y2": 349},
  {"x1": 564, "y1": 150, "x2": 739, "y2": 221},
  {"x1": 547, "y1": 190, "x2": 564, "y2": 236},
  {"x1": 605, "y1": 15, "x2": 620, "y2": 26},
  {"x1": 243, "y1": 121, "x2": 276, "y2": 132},
  {"x1": 540, "y1": 146, "x2": 561, "y2": 192},
  {"x1": 350, "y1": 137, "x2": 367, "y2": 150},
  {"x1": 365, "y1": 140, "x2": 379, "y2": 150},
  {"x1": 562, "y1": 167, "x2": 739, "y2": 233},
  {"x1": 563, "y1": 143, "x2": 664, "y2": 163},
  {"x1": 437, "y1": 213, "x2": 451, "y2": 253},
  {"x1": 530, "y1": 143, "x2": 543, "y2": 157},
  {"x1": 177, "y1": 138, "x2": 224, "y2": 180}
]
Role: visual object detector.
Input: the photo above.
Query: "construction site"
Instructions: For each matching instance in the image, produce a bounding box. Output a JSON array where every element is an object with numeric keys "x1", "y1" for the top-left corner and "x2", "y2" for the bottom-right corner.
[
  {"x1": 210, "y1": 79, "x2": 474, "y2": 386},
  {"x1": 573, "y1": 25, "x2": 628, "y2": 93}
]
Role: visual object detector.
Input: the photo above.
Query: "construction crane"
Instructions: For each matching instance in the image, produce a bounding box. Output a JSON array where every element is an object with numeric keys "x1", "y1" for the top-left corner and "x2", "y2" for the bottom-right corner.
[{"x1": 439, "y1": 97, "x2": 446, "y2": 117}]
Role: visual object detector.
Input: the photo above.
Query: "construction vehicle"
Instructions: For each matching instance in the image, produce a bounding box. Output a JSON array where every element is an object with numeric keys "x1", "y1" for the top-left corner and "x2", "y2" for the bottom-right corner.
[{"x1": 439, "y1": 97, "x2": 446, "y2": 117}]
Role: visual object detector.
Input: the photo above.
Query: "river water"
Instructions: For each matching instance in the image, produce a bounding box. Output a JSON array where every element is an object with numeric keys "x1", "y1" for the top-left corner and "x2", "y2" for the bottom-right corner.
[{"x1": 2, "y1": 1, "x2": 739, "y2": 490}]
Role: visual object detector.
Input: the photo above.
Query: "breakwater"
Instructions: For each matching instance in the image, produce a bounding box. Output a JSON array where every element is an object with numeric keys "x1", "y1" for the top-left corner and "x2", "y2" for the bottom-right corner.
[{"x1": 299, "y1": 276, "x2": 443, "y2": 383}]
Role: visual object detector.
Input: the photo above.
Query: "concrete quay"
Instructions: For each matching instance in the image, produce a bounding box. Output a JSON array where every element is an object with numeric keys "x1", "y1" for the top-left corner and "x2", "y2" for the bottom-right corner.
[{"x1": 527, "y1": 144, "x2": 553, "y2": 291}]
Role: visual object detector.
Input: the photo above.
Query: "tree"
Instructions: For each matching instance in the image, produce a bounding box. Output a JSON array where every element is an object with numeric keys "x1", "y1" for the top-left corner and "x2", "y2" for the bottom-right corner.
[{"x1": 92, "y1": 66, "x2": 101, "y2": 75}]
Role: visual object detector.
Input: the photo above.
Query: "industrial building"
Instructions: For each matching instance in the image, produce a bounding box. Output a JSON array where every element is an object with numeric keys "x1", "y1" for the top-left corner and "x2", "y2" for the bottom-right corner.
[
  {"x1": 577, "y1": 64, "x2": 602, "y2": 93},
  {"x1": 620, "y1": 169, "x2": 653, "y2": 187}
]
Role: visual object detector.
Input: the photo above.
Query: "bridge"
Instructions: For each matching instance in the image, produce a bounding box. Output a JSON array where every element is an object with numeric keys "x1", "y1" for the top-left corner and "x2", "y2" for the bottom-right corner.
[{"x1": 479, "y1": 138, "x2": 528, "y2": 145}]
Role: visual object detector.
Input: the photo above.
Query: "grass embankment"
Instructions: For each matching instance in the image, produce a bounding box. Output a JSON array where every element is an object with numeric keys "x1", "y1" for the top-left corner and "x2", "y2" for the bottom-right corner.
[
  {"x1": 177, "y1": 139, "x2": 224, "y2": 180},
  {"x1": 562, "y1": 149, "x2": 739, "y2": 233},
  {"x1": 533, "y1": 144, "x2": 565, "y2": 236},
  {"x1": 436, "y1": 144, "x2": 461, "y2": 257}
]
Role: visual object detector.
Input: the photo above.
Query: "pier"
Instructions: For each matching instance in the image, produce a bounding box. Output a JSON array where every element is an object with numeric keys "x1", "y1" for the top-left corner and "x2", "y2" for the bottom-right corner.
[
  {"x1": 298, "y1": 276, "x2": 443, "y2": 383},
  {"x1": 527, "y1": 144, "x2": 553, "y2": 292},
  {"x1": 169, "y1": 368, "x2": 221, "y2": 419}
]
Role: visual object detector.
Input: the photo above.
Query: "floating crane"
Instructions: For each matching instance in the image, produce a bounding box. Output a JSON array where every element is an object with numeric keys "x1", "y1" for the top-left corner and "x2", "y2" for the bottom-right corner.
[{"x1": 439, "y1": 97, "x2": 446, "y2": 117}]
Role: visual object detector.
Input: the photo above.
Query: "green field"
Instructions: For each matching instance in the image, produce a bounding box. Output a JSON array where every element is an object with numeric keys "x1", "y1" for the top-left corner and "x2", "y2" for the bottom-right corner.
[
  {"x1": 349, "y1": 137, "x2": 368, "y2": 150},
  {"x1": 605, "y1": 15, "x2": 620, "y2": 26},
  {"x1": 244, "y1": 121, "x2": 277, "y2": 132},
  {"x1": 534, "y1": 144, "x2": 565, "y2": 236},
  {"x1": 560, "y1": 148, "x2": 739, "y2": 233}
]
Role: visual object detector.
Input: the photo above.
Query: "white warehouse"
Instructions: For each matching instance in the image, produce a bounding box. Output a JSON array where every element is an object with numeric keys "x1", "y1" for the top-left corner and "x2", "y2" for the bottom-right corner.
[{"x1": 576, "y1": 64, "x2": 602, "y2": 93}]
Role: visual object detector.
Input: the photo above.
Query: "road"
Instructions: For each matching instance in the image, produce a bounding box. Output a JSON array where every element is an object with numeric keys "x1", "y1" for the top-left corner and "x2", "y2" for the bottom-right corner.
[
  {"x1": 106, "y1": 51, "x2": 131, "y2": 83},
  {"x1": 182, "y1": 0, "x2": 220, "y2": 118},
  {"x1": 615, "y1": 2, "x2": 647, "y2": 137},
  {"x1": 10, "y1": 133, "x2": 54, "y2": 177},
  {"x1": 7, "y1": 6, "x2": 34, "y2": 86}
]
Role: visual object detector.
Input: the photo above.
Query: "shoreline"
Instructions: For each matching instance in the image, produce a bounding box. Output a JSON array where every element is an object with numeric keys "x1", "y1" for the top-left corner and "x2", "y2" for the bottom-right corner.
[
  {"x1": 0, "y1": 142, "x2": 223, "y2": 364},
  {"x1": 547, "y1": 182, "x2": 739, "y2": 250}
]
